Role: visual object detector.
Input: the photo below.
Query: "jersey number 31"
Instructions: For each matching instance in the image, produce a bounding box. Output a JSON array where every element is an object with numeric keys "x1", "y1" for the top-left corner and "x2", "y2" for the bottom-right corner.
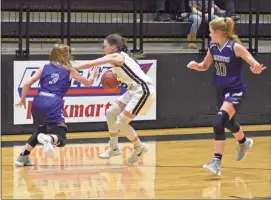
[{"x1": 215, "y1": 62, "x2": 227, "y2": 76}]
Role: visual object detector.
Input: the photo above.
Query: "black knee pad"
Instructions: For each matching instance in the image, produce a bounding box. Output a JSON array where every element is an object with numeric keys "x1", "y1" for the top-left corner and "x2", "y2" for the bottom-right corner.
[
  {"x1": 37, "y1": 125, "x2": 47, "y2": 134},
  {"x1": 53, "y1": 126, "x2": 67, "y2": 147},
  {"x1": 225, "y1": 116, "x2": 240, "y2": 133},
  {"x1": 213, "y1": 110, "x2": 230, "y2": 140},
  {"x1": 27, "y1": 125, "x2": 47, "y2": 147},
  {"x1": 27, "y1": 132, "x2": 39, "y2": 147}
]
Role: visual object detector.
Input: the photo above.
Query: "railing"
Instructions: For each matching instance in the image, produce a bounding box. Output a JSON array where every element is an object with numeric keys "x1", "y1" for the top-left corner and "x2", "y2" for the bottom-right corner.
[{"x1": 1, "y1": 0, "x2": 271, "y2": 56}]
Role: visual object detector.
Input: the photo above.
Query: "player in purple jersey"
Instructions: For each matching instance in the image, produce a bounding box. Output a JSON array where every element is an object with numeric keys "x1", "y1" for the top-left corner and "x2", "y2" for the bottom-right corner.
[
  {"x1": 187, "y1": 17, "x2": 267, "y2": 176},
  {"x1": 14, "y1": 44, "x2": 98, "y2": 167}
]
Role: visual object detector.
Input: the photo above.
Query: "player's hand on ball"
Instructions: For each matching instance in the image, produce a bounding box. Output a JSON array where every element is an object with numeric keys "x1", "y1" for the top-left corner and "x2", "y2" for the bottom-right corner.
[
  {"x1": 250, "y1": 63, "x2": 267, "y2": 74},
  {"x1": 14, "y1": 99, "x2": 26, "y2": 109},
  {"x1": 89, "y1": 67, "x2": 99, "y2": 78},
  {"x1": 187, "y1": 61, "x2": 198, "y2": 70}
]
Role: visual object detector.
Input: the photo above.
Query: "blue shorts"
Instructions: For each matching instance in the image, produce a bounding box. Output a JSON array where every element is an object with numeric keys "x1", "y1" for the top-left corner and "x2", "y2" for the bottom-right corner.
[
  {"x1": 216, "y1": 86, "x2": 247, "y2": 112},
  {"x1": 32, "y1": 92, "x2": 65, "y2": 129}
]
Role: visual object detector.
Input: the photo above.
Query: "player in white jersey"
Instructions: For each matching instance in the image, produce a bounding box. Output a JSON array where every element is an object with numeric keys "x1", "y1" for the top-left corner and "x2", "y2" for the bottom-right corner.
[{"x1": 75, "y1": 34, "x2": 156, "y2": 164}]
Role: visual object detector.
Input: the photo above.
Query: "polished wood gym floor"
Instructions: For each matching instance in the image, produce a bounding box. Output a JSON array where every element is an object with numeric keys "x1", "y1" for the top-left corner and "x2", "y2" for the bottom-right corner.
[{"x1": 2, "y1": 125, "x2": 271, "y2": 199}]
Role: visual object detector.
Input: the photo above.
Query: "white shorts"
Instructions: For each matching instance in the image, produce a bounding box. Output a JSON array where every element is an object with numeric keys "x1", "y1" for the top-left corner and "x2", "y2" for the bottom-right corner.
[{"x1": 117, "y1": 84, "x2": 156, "y2": 116}]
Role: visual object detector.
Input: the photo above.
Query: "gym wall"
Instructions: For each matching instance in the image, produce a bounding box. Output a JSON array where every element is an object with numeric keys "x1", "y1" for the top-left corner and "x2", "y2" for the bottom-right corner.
[{"x1": 1, "y1": 54, "x2": 270, "y2": 134}]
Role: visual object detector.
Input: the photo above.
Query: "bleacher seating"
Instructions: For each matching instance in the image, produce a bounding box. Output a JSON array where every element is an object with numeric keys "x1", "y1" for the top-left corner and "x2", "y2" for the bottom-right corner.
[{"x1": 1, "y1": 0, "x2": 271, "y2": 40}]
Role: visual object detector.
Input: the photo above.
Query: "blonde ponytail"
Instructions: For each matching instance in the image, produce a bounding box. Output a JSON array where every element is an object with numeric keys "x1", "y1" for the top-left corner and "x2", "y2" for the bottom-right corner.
[
  {"x1": 225, "y1": 17, "x2": 242, "y2": 44},
  {"x1": 210, "y1": 17, "x2": 242, "y2": 44}
]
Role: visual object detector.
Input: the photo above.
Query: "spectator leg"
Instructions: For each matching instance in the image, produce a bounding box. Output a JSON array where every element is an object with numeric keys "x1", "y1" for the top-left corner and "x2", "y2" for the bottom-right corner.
[{"x1": 187, "y1": 14, "x2": 202, "y2": 49}]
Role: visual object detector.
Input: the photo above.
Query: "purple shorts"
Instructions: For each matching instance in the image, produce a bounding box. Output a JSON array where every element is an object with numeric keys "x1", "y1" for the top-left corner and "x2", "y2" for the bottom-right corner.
[
  {"x1": 216, "y1": 86, "x2": 247, "y2": 112},
  {"x1": 31, "y1": 93, "x2": 65, "y2": 129}
]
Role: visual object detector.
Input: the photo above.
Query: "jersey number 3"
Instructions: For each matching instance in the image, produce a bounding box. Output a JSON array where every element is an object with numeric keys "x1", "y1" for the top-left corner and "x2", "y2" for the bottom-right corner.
[
  {"x1": 215, "y1": 62, "x2": 227, "y2": 76},
  {"x1": 49, "y1": 73, "x2": 59, "y2": 84}
]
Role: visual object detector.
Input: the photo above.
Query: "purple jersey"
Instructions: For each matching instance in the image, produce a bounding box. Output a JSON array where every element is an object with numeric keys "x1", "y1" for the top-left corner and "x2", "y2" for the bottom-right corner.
[
  {"x1": 209, "y1": 40, "x2": 245, "y2": 89},
  {"x1": 32, "y1": 63, "x2": 71, "y2": 128},
  {"x1": 39, "y1": 63, "x2": 71, "y2": 98}
]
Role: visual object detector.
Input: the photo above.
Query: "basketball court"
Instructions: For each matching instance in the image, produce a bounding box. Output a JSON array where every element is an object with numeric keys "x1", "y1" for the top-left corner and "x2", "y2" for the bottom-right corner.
[
  {"x1": 2, "y1": 125, "x2": 270, "y2": 199},
  {"x1": 2, "y1": 0, "x2": 271, "y2": 199}
]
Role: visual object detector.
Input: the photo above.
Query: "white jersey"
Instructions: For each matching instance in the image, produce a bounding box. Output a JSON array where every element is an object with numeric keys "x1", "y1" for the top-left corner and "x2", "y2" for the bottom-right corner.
[
  {"x1": 112, "y1": 51, "x2": 153, "y2": 90},
  {"x1": 112, "y1": 51, "x2": 156, "y2": 116}
]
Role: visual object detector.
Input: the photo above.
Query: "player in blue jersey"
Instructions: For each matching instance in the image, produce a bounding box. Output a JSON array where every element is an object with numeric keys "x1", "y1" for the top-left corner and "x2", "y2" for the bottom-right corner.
[
  {"x1": 187, "y1": 17, "x2": 267, "y2": 176},
  {"x1": 14, "y1": 44, "x2": 98, "y2": 167}
]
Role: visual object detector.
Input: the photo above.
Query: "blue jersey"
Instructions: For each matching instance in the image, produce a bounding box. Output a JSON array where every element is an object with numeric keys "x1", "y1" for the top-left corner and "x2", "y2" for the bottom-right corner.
[
  {"x1": 32, "y1": 63, "x2": 71, "y2": 128},
  {"x1": 39, "y1": 63, "x2": 71, "y2": 98},
  {"x1": 209, "y1": 40, "x2": 245, "y2": 89}
]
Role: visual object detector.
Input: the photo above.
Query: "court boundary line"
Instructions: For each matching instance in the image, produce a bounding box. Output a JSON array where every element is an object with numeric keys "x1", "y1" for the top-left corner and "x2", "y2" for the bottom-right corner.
[
  {"x1": 2, "y1": 124, "x2": 270, "y2": 142},
  {"x1": 2, "y1": 130, "x2": 270, "y2": 147}
]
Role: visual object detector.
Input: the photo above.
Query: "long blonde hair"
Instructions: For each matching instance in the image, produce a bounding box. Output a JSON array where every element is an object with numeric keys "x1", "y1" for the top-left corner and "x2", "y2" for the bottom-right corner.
[
  {"x1": 210, "y1": 17, "x2": 242, "y2": 44},
  {"x1": 50, "y1": 44, "x2": 74, "y2": 71}
]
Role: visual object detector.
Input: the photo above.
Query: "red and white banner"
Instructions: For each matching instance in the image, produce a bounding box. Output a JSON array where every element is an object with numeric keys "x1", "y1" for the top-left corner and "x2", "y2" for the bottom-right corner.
[
  {"x1": 13, "y1": 60, "x2": 157, "y2": 124},
  {"x1": 13, "y1": 142, "x2": 156, "y2": 199}
]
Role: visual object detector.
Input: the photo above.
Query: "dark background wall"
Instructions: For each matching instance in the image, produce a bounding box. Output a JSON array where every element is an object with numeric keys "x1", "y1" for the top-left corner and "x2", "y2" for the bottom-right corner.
[
  {"x1": 1, "y1": 54, "x2": 271, "y2": 134},
  {"x1": 2, "y1": 0, "x2": 271, "y2": 39}
]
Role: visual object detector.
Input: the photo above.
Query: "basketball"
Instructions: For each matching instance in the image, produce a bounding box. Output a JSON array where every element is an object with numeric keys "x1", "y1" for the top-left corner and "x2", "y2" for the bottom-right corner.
[{"x1": 101, "y1": 70, "x2": 119, "y2": 89}]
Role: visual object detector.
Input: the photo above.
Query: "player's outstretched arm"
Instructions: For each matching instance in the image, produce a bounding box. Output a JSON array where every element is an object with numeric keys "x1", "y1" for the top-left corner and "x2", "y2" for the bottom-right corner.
[
  {"x1": 70, "y1": 67, "x2": 98, "y2": 87},
  {"x1": 234, "y1": 43, "x2": 267, "y2": 74},
  {"x1": 187, "y1": 49, "x2": 213, "y2": 71},
  {"x1": 74, "y1": 53, "x2": 125, "y2": 70},
  {"x1": 14, "y1": 66, "x2": 44, "y2": 109}
]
